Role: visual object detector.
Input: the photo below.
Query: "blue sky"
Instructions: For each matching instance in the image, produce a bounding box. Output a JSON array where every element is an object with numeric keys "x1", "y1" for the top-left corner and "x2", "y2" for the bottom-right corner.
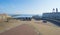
[{"x1": 0, "y1": 0, "x2": 60, "y2": 14}]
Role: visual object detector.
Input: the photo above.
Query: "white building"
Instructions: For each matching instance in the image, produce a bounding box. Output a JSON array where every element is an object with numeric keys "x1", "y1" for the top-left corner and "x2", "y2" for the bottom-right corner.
[{"x1": 42, "y1": 8, "x2": 60, "y2": 19}]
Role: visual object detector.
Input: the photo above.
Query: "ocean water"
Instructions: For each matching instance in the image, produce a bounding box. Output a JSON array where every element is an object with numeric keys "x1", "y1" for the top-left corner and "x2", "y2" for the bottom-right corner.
[
  {"x1": 8, "y1": 14, "x2": 42, "y2": 18},
  {"x1": 8, "y1": 14, "x2": 34, "y2": 18}
]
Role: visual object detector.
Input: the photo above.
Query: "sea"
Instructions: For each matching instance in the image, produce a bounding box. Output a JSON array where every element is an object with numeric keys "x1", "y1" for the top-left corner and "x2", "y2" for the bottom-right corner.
[{"x1": 8, "y1": 14, "x2": 42, "y2": 18}]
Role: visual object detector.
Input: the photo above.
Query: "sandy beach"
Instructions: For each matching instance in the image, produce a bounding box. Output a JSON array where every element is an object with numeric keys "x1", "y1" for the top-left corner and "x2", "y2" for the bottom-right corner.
[{"x1": 0, "y1": 19, "x2": 60, "y2": 35}]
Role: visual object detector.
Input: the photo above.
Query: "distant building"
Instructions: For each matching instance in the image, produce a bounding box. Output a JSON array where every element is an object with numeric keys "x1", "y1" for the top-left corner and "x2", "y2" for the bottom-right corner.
[{"x1": 42, "y1": 8, "x2": 60, "y2": 19}]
